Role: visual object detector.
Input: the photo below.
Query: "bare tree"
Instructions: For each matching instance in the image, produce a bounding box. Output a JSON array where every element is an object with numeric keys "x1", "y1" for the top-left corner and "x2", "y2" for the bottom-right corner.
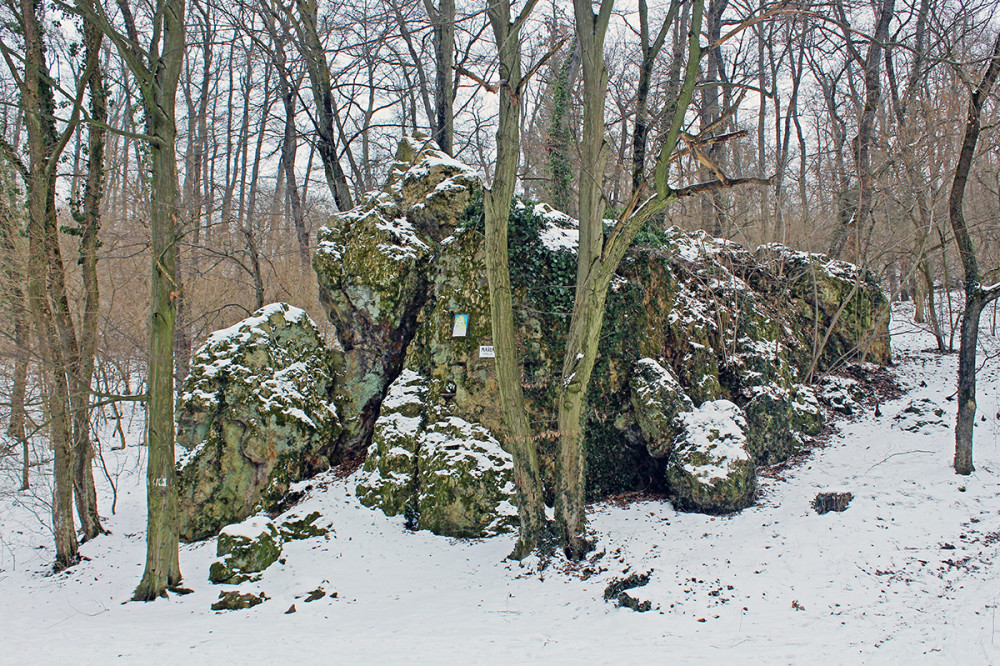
[{"x1": 949, "y1": 29, "x2": 1000, "y2": 475}]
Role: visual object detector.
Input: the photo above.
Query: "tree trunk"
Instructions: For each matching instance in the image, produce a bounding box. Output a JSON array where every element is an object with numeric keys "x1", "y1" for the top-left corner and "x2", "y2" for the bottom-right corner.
[
  {"x1": 131, "y1": 0, "x2": 186, "y2": 600},
  {"x1": 948, "y1": 30, "x2": 1000, "y2": 476},
  {"x1": 0, "y1": 170, "x2": 30, "y2": 491},
  {"x1": 295, "y1": 0, "x2": 354, "y2": 211},
  {"x1": 430, "y1": 0, "x2": 455, "y2": 155},
  {"x1": 483, "y1": 0, "x2": 548, "y2": 559},
  {"x1": 19, "y1": 0, "x2": 81, "y2": 571}
]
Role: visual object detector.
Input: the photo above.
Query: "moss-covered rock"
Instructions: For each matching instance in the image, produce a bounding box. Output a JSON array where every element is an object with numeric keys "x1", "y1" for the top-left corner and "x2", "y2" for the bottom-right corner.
[
  {"x1": 313, "y1": 136, "x2": 482, "y2": 456},
  {"x1": 313, "y1": 138, "x2": 890, "y2": 519},
  {"x1": 356, "y1": 370, "x2": 516, "y2": 537},
  {"x1": 211, "y1": 591, "x2": 267, "y2": 611},
  {"x1": 175, "y1": 303, "x2": 341, "y2": 541},
  {"x1": 355, "y1": 369, "x2": 425, "y2": 517},
  {"x1": 666, "y1": 400, "x2": 756, "y2": 514},
  {"x1": 740, "y1": 382, "x2": 822, "y2": 464},
  {"x1": 280, "y1": 512, "x2": 330, "y2": 540},
  {"x1": 416, "y1": 415, "x2": 516, "y2": 538},
  {"x1": 629, "y1": 358, "x2": 694, "y2": 458},
  {"x1": 756, "y1": 244, "x2": 891, "y2": 369},
  {"x1": 209, "y1": 516, "x2": 283, "y2": 584}
]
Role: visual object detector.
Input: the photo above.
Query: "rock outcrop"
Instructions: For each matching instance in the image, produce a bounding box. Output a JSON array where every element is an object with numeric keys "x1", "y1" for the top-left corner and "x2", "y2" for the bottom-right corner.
[
  {"x1": 175, "y1": 303, "x2": 341, "y2": 541},
  {"x1": 355, "y1": 370, "x2": 516, "y2": 537},
  {"x1": 666, "y1": 400, "x2": 756, "y2": 513},
  {"x1": 314, "y1": 137, "x2": 891, "y2": 520}
]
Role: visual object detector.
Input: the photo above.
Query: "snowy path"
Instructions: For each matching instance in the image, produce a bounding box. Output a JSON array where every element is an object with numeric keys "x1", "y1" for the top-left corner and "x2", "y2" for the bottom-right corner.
[{"x1": 3, "y1": 308, "x2": 1000, "y2": 663}]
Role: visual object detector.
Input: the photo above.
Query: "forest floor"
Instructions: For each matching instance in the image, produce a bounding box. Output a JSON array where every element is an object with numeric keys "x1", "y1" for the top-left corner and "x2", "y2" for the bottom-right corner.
[{"x1": 3, "y1": 302, "x2": 1000, "y2": 663}]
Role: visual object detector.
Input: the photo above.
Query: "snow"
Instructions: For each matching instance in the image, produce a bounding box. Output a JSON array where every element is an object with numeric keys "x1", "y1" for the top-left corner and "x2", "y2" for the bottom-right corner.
[
  {"x1": 533, "y1": 202, "x2": 580, "y2": 253},
  {"x1": 204, "y1": 303, "x2": 307, "y2": 348},
  {"x1": 673, "y1": 400, "x2": 750, "y2": 481},
  {"x1": 4, "y1": 302, "x2": 1000, "y2": 661},
  {"x1": 220, "y1": 516, "x2": 277, "y2": 541}
]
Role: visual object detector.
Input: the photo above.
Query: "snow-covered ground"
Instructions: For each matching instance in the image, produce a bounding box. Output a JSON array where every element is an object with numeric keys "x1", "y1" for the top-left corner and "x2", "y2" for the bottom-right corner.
[{"x1": 3, "y1": 303, "x2": 1000, "y2": 663}]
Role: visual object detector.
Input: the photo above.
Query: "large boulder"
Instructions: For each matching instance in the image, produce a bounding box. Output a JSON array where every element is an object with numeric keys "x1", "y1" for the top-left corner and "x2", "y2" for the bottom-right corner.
[
  {"x1": 756, "y1": 244, "x2": 892, "y2": 368},
  {"x1": 629, "y1": 358, "x2": 694, "y2": 458},
  {"x1": 313, "y1": 135, "x2": 481, "y2": 456},
  {"x1": 175, "y1": 303, "x2": 341, "y2": 541},
  {"x1": 666, "y1": 400, "x2": 756, "y2": 513},
  {"x1": 313, "y1": 137, "x2": 891, "y2": 520},
  {"x1": 356, "y1": 370, "x2": 516, "y2": 538}
]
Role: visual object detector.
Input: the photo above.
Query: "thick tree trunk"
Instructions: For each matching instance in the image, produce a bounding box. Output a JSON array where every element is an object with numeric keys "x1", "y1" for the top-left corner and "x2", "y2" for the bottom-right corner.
[
  {"x1": 483, "y1": 0, "x2": 548, "y2": 559},
  {"x1": 132, "y1": 0, "x2": 186, "y2": 600}
]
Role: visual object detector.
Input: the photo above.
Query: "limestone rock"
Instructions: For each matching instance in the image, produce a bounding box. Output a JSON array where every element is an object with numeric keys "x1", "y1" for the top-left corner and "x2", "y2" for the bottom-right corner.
[
  {"x1": 209, "y1": 516, "x2": 283, "y2": 584},
  {"x1": 356, "y1": 369, "x2": 516, "y2": 537},
  {"x1": 314, "y1": 138, "x2": 891, "y2": 517},
  {"x1": 175, "y1": 303, "x2": 341, "y2": 541},
  {"x1": 756, "y1": 244, "x2": 891, "y2": 368},
  {"x1": 313, "y1": 136, "x2": 482, "y2": 456},
  {"x1": 629, "y1": 358, "x2": 694, "y2": 458},
  {"x1": 666, "y1": 400, "x2": 756, "y2": 514}
]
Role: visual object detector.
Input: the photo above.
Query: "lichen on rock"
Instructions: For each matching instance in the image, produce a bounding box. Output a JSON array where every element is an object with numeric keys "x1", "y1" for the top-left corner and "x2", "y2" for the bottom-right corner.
[
  {"x1": 356, "y1": 369, "x2": 516, "y2": 538},
  {"x1": 666, "y1": 400, "x2": 756, "y2": 514},
  {"x1": 308, "y1": 137, "x2": 891, "y2": 521},
  {"x1": 629, "y1": 358, "x2": 694, "y2": 458},
  {"x1": 313, "y1": 135, "x2": 484, "y2": 458},
  {"x1": 175, "y1": 303, "x2": 341, "y2": 541},
  {"x1": 209, "y1": 516, "x2": 283, "y2": 584}
]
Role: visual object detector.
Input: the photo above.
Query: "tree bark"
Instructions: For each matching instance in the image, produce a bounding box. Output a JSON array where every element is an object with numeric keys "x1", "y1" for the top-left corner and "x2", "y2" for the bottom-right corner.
[
  {"x1": 18, "y1": 0, "x2": 87, "y2": 571},
  {"x1": 0, "y1": 167, "x2": 30, "y2": 492},
  {"x1": 483, "y1": 0, "x2": 548, "y2": 559},
  {"x1": 949, "y1": 30, "x2": 1000, "y2": 475},
  {"x1": 73, "y1": 2, "x2": 106, "y2": 540},
  {"x1": 429, "y1": 0, "x2": 455, "y2": 155},
  {"x1": 294, "y1": 0, "x2": 354, "y2": 211},
  {"x1": 117, "y1": 0, "x2": 187, "y2": 600}
]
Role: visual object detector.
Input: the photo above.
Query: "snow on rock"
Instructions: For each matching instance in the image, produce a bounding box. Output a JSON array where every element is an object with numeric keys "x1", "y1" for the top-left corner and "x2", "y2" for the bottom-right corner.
[
  {"x1": 666, "y1": 400, "x2": 756, "y2": 514},
  {"x1": 314, "y1": 135, "x2": 890, "y2": 519},
  {"x1": 209, "y1": 516, "x2": 283, "y2": 584},
  {"x1": 175, "y1": 302, "x2": 341, "y2": 541},
  {"x1": 356, "y1": 370, "x2": 516, "y2": 538},
  {"x1": 313, "y1": 134, "x2": 482, "y2": 458},
  {"x1": 629, "y1": 358, "x2": 694, "y2": 458},
  {"x1": 892, "y1": 397, "x2": 948, "y2": 433},
  {"x1": 4, "y1": 299, "x2": 1000, "y2": 662}
]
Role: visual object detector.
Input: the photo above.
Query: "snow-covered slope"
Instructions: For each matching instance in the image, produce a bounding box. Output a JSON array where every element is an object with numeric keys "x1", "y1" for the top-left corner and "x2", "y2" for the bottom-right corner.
[{"x1": 2, "y1": 303, "x2": 1000, "y2": 663}]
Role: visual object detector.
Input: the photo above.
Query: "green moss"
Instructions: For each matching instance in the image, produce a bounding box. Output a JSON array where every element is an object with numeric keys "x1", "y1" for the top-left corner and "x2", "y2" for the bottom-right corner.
[
  {"x1": 209, "y1": 517, "x2": 283, "y2": 584},
  {"x1": 175, "y1": 304, "x2": 341, "y2": 541}
]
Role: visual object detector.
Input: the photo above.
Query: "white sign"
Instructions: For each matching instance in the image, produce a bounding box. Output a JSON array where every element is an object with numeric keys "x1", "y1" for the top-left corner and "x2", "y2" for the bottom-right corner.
[
  {"x1": 478, "y1": 345, "x2": 495, "y2": 359},
  {"x1": 452, "y1": 314, "x2": 469, "y2": 338}
]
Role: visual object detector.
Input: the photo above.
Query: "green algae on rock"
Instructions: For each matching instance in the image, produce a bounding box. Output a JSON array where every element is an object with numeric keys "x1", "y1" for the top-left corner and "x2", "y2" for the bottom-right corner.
[
  {"x1": 175, "y1": 303, "x2": 341, "y2": 541},
  {"x1": 666, "y1": 400, "x2": 756, "y2": 513},
  {"x1": 356, "y1": 369, "x2": 516, "y2": 538},
  {"x1": 309, "y1": 138, "x2": 891, "y2": 523},
  {"x1": 209, "y1": 516, "x2": 283, "y2": 584}
]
